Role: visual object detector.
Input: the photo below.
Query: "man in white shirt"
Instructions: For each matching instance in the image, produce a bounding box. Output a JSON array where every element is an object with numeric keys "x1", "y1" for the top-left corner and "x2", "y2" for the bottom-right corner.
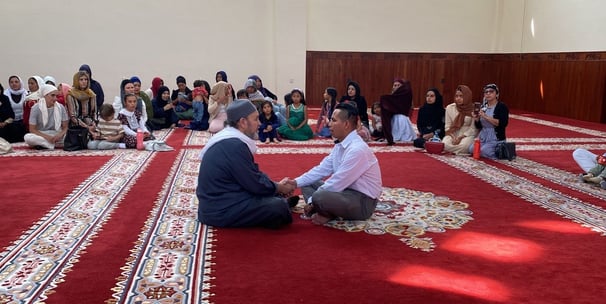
[{"x1": 288, "y1": 102, "x2": 382, "y2": 225}]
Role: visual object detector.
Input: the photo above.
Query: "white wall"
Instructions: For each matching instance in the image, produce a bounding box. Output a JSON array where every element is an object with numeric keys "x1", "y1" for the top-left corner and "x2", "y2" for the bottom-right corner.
[
  {"x1": 520, "y1": 0, "x2": 606, "y2": 52},
  {"x1": 1, "y1": 0, "x2": 605, "y2": 104},
  {"x1": 0, "y1": 0, "x2": 281, "y2": 102},
  {"x1": 307, "y1": 0, "x2": 526, "y2": 53}
]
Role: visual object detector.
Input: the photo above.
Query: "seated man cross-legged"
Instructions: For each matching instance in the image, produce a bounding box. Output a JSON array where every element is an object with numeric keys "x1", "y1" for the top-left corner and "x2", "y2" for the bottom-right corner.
[
  {"x1": 288, "y1": 102, "x2": 383, "y2": 225},
  {"x1": 196, "y1": 99, "x2": 295, "y2": 229}
]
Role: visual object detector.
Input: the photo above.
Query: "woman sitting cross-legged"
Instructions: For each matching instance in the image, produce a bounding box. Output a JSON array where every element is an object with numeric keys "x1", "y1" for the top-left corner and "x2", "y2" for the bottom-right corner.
[
  {"x1": 442, "y1": 85, "x2": 477, "y2": 155},
  {"x1": 468, "y1": 83, "x2": 509, "y2": 158},
  {"x1": 413, "y1": 88, "x2": 445, "y2": 148},
  {"x1": 151, "y1": 86, "x2": 179, "y2": 129}
]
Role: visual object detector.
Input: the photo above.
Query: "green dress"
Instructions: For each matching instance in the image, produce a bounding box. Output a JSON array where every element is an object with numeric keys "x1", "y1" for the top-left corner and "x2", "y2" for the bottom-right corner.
[{"x1": 277, "y1": 104, "x2": 314, "y2": 141}]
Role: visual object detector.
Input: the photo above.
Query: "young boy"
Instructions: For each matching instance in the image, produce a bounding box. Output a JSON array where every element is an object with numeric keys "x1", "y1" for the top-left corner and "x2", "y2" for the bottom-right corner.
[{"x1": 88, "y1": 104, "x2": 126, "y2": 150}]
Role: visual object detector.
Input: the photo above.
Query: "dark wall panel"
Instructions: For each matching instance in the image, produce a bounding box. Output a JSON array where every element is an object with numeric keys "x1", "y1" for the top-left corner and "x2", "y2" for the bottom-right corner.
[{"x1": 306, "y1": 51, "x2": 606, "y2": 123}]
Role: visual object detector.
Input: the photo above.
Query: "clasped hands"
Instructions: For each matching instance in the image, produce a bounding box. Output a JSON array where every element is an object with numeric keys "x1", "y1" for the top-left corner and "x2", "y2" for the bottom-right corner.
[{"x1": 276, "y1": 178, "x2": 298, "y2": 197}]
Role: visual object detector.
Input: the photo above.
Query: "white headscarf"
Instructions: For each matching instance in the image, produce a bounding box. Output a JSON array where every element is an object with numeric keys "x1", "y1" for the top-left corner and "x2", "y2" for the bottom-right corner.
[
  {"x1": 44, "y1": 76, "x2": 56, "y2": 86},
  {"x1": 38, "y1": 84, "x2": 61, "y2": 131},
  {"x1": 25, "y1": 75, "x2": 45, "y2": 101},
  {"x1": 5, "y1": 76, "x2": 26, "y2": 96},
  {"x1": 199, "y1": 126, "x2": 257, "y2": 160}
]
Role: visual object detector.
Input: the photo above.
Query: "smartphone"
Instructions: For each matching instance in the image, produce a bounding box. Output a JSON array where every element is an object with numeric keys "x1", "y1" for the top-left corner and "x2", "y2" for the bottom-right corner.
[{"x1": 473, "y1": 102, "x2": 481, "y2": 114}]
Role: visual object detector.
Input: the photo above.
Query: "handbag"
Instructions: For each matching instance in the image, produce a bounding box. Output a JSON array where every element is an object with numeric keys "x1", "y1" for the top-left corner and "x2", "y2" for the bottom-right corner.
[
  {"x1": 63, "y1": 126, "x2": 90, "y2": 151},
  {"x1": 495, "y1": 141, "x2": 516, "y2": 161}
]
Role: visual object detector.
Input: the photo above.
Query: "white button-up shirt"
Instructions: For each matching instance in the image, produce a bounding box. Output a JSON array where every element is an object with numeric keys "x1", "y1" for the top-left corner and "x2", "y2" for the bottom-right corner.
[{"x1": 295, "y1": 130, "x2": 382, "y2": 199}]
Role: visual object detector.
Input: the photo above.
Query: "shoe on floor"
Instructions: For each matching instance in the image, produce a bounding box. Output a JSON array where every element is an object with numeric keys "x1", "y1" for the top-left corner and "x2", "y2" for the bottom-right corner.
[
  {"x1": 579, "y1": 173, "x2": 588, "y2": 183},
  {"x1": 582, "y1": 173, "x2": 595, "y2": 182},
  {"x1": 287, "y1": 196, "x2": 300, "y2": 208},
  {"x1": 586, "y1": 176, "x2": 603, "y2": 184},
  {"x1": 303, "y1": 203, "x2": 317, "y2": 217}
]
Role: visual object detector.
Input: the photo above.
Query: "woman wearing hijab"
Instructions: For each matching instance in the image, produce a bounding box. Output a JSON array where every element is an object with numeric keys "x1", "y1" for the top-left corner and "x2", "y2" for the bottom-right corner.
[
  {"x1": 145, "y1": 77, "x2": 164, "y2": 100},
  {"x1": 79, "y1": 64, "x2": 105, "y2": 110},
  {"x1": 22, "y1": 76, "x2": 45, "y2": 132},
  {"x1": 413, "y1": 88, "x2": 445, "y2": 148},
  {"x1": 443, "y1": 85, "x2": 478, "y2": 155},
  {"x1": 208, "y1": 81, "x2": 234, "y2": 134},
  {"x1": 248, "y1": 75, "x2": 277, "y2": 100},
  {"x1": 66, "y1": 71, "x2": 97, "y2": 131},
  {"x1": 339, "y1": 81, "x2": 369, "y2": 128},
  {"x1": 2, "y1": 76, "x2": 28, "y2": 141},
  {"x1": 0, "y1": 83, "x2": 18, "y2": 143},
  {"x1": 151, "y1": 86, "x2": 179, "y2": 129},
  {"x1": 56, "y1": 83, "x2": 72, "y2": 106},
  {"x1": 380, "y1": 78, "x2": 415, "y2": 145}
]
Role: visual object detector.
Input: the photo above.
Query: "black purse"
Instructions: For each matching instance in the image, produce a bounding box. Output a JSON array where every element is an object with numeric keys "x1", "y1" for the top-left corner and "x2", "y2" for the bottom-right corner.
[
  {"x1": 63, "y1": 126, "x2": 90, "y2": 151},
  {"x1": 495, "y1": 142, "x2": 516, "y2": 161}
]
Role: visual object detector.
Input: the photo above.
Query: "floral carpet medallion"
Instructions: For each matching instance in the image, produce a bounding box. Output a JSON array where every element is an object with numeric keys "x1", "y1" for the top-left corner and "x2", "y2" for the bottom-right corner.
[{"x1": 295, "y1": 188, "x2": 474, "y2": 252}]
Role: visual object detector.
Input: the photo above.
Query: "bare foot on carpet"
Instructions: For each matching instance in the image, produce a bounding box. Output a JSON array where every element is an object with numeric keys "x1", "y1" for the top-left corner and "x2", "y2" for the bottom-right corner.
[{"x1": 311, "y1": 213, "x2": 331, "y2": 225}]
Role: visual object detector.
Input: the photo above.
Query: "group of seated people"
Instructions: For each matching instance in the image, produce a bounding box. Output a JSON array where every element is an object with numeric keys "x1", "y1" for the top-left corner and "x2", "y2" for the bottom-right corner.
[
  {"x1": 316, "y1": 80, "x2": 511, "y2": 160},
  {"x1": 0, "y1": 66, "x2": 583, "y2": 170}
]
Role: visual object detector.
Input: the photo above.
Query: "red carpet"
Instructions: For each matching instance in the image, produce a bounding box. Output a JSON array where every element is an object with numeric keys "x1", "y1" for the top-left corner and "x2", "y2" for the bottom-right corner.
[
  {"x1": 208, "y1": 151, "x2": 606, "y2": 304},
  {"x1": 0, "y1": 155, "x2": 111, "y2": 249},
  {"x1": 1, "y1": 111, "x2": 606, "y2": 303}
]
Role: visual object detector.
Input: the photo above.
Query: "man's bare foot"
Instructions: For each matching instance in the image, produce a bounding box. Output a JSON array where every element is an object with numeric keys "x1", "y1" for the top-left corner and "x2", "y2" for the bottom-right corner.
[{"x1": 311, "y1": 213, "x2": 331, "y2": 225}]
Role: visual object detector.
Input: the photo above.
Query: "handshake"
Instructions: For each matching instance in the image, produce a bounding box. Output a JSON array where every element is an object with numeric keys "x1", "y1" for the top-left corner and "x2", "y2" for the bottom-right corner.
[{"x1": 276, "y1": 178, "x2": 297, "y2": 197}]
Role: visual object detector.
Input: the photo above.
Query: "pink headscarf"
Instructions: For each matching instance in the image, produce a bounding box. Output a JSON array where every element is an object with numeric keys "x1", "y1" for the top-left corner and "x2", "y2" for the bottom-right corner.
[{"x1": 57, "y1": 83, "x2": 72, "y2": 106}]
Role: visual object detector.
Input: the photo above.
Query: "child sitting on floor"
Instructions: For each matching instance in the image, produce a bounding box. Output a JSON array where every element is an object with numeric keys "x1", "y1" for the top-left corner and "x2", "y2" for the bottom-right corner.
[
  {"x1": 188, "y1": 84, "x2": 210, "y2": 130},
  {"x1": 118, "y1": 93, "x2": 153, "y2": 148},
  {"x1": 371, "y1": 102, "x2": 384, "y2": 141},
  {"x1": 277, "y1": 88, "x2": 313, "y2": 141},
  {"x1": 258, "y1": 100, "x2": 280, "y2": 143},
  {"x1": 88, "y1": 104, "x2": 126, "y2": 150}
]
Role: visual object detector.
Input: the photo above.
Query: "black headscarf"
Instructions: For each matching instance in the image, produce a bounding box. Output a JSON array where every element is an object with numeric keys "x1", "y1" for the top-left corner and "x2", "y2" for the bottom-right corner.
[{"x1": 417, "y1": 88, "x2": 445, "y2": 136}]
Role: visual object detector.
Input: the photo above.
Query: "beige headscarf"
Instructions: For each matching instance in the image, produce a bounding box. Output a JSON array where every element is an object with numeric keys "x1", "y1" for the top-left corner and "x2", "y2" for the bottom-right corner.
[
  {"x1": 68, "y1": 71, "x2": 96, "y2": 102},
  {"x1": 208, "y1": 81, "x2": 233, "y2": 120}
]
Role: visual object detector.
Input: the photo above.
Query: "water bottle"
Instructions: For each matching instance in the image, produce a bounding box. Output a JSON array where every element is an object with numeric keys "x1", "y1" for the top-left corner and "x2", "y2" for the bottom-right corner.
[
  {"x1": 136, "y1": 128, "x2": 144, "y2": 150},
  {"x1": 430, "y1": 131, "x2": 441, "y2": 142},
  {"x1": 473, "y1": 138, "x2": 481, "y2": 159}
]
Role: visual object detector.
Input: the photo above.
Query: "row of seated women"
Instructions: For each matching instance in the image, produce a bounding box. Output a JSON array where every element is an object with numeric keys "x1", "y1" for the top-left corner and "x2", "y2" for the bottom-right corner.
[
  {"x1": 1, "y1": 69, "x2": 509, "y2": 156},
  {"x1": 414, "y1": 83, "x2": 510, "y2": 159},
  {"x1": 314, "y1": 79, "x2": 509, "y2": 159}
]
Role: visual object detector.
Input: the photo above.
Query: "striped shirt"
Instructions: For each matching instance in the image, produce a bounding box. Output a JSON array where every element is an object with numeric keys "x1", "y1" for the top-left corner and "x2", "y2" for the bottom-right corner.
[{"x1": 97, "y1": 118, "x2": 124, "y2": 138}]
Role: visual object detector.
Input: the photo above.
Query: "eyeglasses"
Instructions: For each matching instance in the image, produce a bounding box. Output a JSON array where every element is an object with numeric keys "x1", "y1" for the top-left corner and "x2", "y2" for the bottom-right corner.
[{"x1": 484, "y1": 89, "x2": 495, "y2": 94}]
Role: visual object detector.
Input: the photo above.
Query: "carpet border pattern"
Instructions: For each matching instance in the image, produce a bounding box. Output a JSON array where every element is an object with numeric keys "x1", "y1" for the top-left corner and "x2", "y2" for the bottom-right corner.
[
  {"x1": 108, "y1": 149, "x2": 214, "y2": 304},
  {"x1": 0, "y1": 151, "x2": 158, "y2": 303}
]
